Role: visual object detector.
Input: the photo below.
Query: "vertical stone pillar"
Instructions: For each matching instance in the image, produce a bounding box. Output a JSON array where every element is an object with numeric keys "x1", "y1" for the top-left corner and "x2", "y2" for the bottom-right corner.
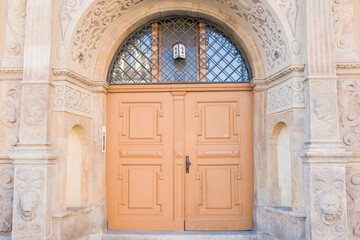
[
  {"x1": 304, "y1": 0, "x2": 349, "y2": 239},
  {"x1": 9, "y1": 0, "x2": 56, "y2": 239}
]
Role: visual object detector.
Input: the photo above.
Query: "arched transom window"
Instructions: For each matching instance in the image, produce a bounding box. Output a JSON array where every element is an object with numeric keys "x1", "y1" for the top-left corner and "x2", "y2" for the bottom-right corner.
[{"x1": 108, "y1": 17, "x2": 251, "y2": 84}]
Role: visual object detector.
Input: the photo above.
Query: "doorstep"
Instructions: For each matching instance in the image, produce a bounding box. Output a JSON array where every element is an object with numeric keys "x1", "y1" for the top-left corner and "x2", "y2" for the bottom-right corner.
[{"x1": 102, "y1": 231, "x2": 259, "y2": 240}]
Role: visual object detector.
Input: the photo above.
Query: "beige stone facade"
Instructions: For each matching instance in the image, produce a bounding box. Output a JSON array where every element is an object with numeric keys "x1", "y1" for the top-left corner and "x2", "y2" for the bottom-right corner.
[{"x1": 0, "y1": 0, "x2": 359, "y2": 239}]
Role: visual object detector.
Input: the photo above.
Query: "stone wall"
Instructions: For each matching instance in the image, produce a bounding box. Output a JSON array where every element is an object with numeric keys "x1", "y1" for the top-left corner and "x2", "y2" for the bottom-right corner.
[{"x1": 0, "y1": 0, "x2": 359, "y2": 239}]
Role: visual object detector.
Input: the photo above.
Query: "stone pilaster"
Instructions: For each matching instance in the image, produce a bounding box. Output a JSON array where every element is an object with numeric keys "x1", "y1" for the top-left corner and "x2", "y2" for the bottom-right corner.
[
  {"x1": 9, "y1": 1, "x2": 56, "y2": 240},
  {"x1": 303, "y1": 0, "x2": 349, "y2": 239}
]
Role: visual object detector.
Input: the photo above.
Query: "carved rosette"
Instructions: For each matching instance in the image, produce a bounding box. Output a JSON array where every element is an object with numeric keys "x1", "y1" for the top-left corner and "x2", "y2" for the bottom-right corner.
[
  {"x1": 53, "y1": 82, "x2": 92, "y2": 118},
  {"x1": 0, "y1": 166, "x2": 14, "y2": 235},
  {"x1": 311, "y1": 168, "x2": 347, "y2": 238},
  {"x1": 267, "y1": 79, "x2": 305, "y2": 114},
  {"x1": 338, "y1": 80, "x2": 360, "y2": 151},
  {"x1": 13, "y1": 167, "x2": 45, "y2": 237},
  {"x1": 0, "y1": 83, "x2": 21, "y2": 149},
  {"x1": 71, "y1": 0, "x2": 145, "y2": 69},
  {"x1": 216, "y1": 0, "x2": 287, "y2": 69},
  {"x1": 19, "y1": 85, "x2": 48, "y2": 143},
  {"x1": 309, "y1": 80, "x2": 339, "y2": 140}
]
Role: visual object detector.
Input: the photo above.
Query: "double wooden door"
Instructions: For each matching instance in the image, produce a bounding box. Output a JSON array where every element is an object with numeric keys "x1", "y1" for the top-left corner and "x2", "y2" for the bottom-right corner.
[{"x1": 106, "y1": 85, "x2": 253, "y2": 231}]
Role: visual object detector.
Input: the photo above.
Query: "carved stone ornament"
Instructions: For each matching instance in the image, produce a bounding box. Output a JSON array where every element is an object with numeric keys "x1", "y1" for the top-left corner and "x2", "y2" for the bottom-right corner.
[
  {"x1": 20, "y1": 85, "x2": 47, "y2": 141},
  {"x1": 71, "y1": 0, "x2": 288, "y2": 70},
  {"x1": 216, "y1": 0, "x2": 287, "y2": 69},
  {"x1": 14, "y1": 167, "x2": 44, "y2": 236},
  {"x1": 59, "y1": 0, "x2": 83, "y2": 40},
  {"x1": 53, "y1": 82, "x2": 92, "y2": 118},
  {"x1": 312, "y1": 168, "x2": 346, "y2": 237},
  {"x1": 274, "y1": 0, "x2": 298, "y2": 37},
  {"x1": 332, "y1": 0, "x2": 354, "y2": 49},
  {"x1": 310, "y1": 80, "x2": 338, "y2": 139},
  {"x1": 0, "y1": 167, "x2": 14, "y2": 234},
  {"x1": 6, "y1": 0, "x2": 27, "y2": 56},
  {"x1": 0, "y1": 83, "x2": 21, "y2": 148},
  {"x1": 19, "y1": 192, "x2": 38, "y2": 221},
  {"x1": 338, "y1": 80, "x2": 360, "y2": 151},
  {"x1": 346, "y1": 167, "x2": 360, "y2": 210},
  {"x1": 346, "y1": 167, "x2": 360, "y2": 239},
  {"x1": 71, "y1": 0, "x2": 145, "y2": 69},
  {"x1": 267, "y1": 79, "x2": 305, "y2": 114}
]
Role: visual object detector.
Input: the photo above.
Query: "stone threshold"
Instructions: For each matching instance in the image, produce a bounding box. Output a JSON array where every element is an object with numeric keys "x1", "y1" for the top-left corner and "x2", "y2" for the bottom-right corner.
[{"x1": 103, "y1": 231, "x2": 259, "y2": 240}]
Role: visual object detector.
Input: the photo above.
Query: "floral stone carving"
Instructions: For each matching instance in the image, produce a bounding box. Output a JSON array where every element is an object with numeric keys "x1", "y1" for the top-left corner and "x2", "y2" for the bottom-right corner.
[
  {"x1": 338, "y1": 80, "x2": 360, "y2": 151},
  {"x1": 267, "y1": 79, "x2": 305, "y2": 114},
  {"x1": 71, "y1": 0, "x2": 144, "y2": 69},
  {"x1": 6, "y1": 0, "x2": 27, "y2": 56},
  {"x1": 332, "y1": 0, "x2": 354, "y2": 49},
  {"x1": 13, "y1": 167, "x2": 45, "y2": 237},
  {"x1": 312, "y1": 168, "x2": 346, "y2": 237},
  {"x1": 1, "y1": 83, "x2": 21, "y2": 149},
  {"x1": 216, "y1": 0, "x2": 287, "y2": 69},
  {"x1": 0, "y1": 167, "x2": 14, "y2": 235},
  {"x1": 53, "y1": 82, "x2": 92, "y2": 118}
]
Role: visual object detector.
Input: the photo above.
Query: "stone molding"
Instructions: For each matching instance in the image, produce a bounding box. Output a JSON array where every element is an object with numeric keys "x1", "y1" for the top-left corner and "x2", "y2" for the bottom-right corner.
[
  {"x1": 53, "y1": 69, "x2": 92, "y2": 87},
  {"x1": 0, "y1": 68, "x2": 23, "y2": 81},
  {"x1": 251, "y1": 64, "x2": 305, "y2": 89},
  {"x1": 53, "y1": 81, "x2": 93, "y2": 118}
]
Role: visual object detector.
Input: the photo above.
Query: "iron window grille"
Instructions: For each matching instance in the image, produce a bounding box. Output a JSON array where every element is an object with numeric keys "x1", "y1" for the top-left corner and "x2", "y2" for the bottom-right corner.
[{"x1": 108, "y1": 16, "x2": 251, "y2": 84}]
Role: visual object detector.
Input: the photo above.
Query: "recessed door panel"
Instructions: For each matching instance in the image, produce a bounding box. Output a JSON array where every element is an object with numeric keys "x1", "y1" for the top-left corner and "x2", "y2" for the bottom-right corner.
[
  {"x1": 185, "y1": 91, "x2": 253, "y2": 231},
  {"x1": 107, "y1": 92, "x2": 174, "y2": 230}
]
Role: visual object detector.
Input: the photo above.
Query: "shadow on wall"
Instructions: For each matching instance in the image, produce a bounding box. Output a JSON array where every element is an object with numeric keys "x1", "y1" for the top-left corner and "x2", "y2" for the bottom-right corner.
[
  {"x1": 271, "y1": 122, "x2": 292, "y2": 208},
  {"x1": 66, "y1": 125, "x2": 90, "y2": 208}
]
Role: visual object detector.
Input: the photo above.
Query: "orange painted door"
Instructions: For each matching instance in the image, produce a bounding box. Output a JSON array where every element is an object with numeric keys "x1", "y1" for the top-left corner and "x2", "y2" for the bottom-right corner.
[
  {"x1": 106, "y1": 92, "x2": 175, "y2": 230},
  {"x1": 184, "y1": 91, "x2": 254, "y2": 230}
]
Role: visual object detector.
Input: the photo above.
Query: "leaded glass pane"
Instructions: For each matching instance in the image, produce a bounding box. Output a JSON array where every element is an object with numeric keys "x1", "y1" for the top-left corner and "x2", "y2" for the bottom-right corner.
[{"x1": 108, "y1": 17, "x2": 251, "y2": 84}]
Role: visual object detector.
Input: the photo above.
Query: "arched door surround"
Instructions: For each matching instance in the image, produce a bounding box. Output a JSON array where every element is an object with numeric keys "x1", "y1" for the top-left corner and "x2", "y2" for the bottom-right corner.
[{"x1": 106, "y1": 16, "x2": 254, "y2": 231}]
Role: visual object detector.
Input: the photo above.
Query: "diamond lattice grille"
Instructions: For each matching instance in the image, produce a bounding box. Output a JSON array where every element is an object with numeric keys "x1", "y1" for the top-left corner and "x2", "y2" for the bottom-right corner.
[{"x1": 108, "y1": 17, "x2": 251, "y2": 84}]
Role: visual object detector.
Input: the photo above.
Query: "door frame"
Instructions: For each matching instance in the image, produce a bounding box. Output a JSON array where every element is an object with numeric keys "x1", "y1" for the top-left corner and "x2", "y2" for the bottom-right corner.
[{"x1": 106, "y1": 83, "x2": 254, "y2": 230}]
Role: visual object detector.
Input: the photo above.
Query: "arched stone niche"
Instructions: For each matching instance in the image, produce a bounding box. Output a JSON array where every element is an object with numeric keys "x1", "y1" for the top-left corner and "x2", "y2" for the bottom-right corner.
[
  {"x1": 270, "y1": 122, "x2": 292, "y2": 208},
  {"x1": 65, "y1": 124, "x2": 90, "y2": 208}
]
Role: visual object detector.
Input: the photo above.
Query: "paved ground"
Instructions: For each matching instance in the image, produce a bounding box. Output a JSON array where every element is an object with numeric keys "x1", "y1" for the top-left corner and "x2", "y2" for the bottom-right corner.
[{"x1": 102, "y1": 231, "x2": 259, "y2": 240}]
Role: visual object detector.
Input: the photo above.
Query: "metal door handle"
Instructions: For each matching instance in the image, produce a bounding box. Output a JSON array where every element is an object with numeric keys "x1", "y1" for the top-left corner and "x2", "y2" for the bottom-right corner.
[{"x1": 186, "y1": 156, "x2": 191, "y2": 173}]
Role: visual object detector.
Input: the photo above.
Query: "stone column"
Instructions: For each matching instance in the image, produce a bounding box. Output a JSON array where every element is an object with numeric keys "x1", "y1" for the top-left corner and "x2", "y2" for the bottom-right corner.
[
  {"x1": 303, "y1": 0, "x2": 349, "y2": 239},
  {"x1": 9, "y1": 1, "x2": 56, "y2": 239}
]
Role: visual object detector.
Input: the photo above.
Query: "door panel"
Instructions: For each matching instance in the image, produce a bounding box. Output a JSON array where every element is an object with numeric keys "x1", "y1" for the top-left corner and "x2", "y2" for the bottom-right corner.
[
  {"x1": 184, "y1": 91, "x2": 253, "y2": 231},
  {"x1": 107, "y1": 92, "x2": 174, "y2": 230},
  {"x1": 107, "y1": 86, "x2": 253, "y2": 231}
]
